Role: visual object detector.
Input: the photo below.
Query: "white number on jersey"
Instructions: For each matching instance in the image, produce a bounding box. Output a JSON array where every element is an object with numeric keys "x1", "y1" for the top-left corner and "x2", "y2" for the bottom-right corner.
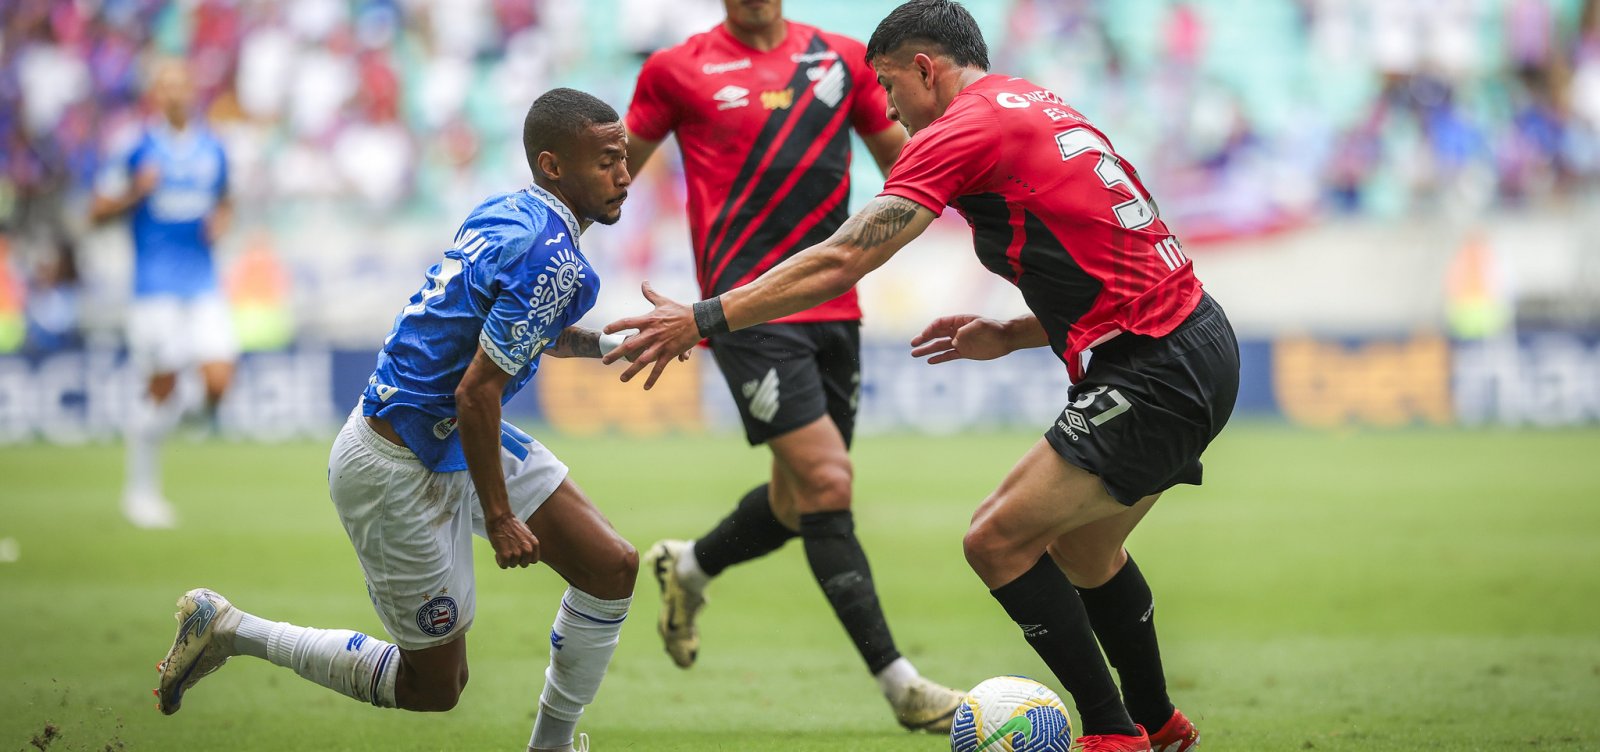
[{"x1": 1054, "y1": 128, "x2": 1156, "y2": 231}]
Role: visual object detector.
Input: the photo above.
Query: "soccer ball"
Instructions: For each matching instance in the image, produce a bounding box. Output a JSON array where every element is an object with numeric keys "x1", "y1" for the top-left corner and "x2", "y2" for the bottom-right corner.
[{"x1": 949, "y1": 676, "x2": 1074, "y2": 752}]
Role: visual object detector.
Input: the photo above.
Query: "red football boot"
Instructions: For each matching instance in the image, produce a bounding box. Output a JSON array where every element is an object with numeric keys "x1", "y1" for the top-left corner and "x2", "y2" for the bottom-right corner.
[
  {"x1": 1074, "y1": 726, "x2": 1153, "y2": 751},
  {"x1": 1147, "y1": 709, "x2": 1200, "y2": 751}
]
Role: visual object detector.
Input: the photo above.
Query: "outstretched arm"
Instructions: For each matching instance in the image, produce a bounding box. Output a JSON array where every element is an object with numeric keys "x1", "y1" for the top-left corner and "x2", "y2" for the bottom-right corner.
[
  {"x1": 910, "y1": 314, "x2": 1048, "y2": 364},
  {"x1": 602, "y1": 195, "x2": 937, "y2": 388}
]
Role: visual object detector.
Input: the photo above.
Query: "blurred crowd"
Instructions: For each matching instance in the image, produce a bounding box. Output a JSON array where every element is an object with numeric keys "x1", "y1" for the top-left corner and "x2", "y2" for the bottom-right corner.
[{"x1": 2, "y1": 0, "x2": 1598, "y2": 353}]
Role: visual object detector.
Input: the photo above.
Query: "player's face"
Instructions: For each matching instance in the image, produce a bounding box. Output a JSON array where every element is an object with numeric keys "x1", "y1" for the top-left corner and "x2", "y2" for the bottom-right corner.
[
  {"x1": 150, "y1": 63, "x2": 194, "y2": 122},
  {"x1": 562, "y1": 122, "x2": 632, "y2": 226},
  {"x1": 873, "y1": 56, "x2": 938, "y2": 136},
  {"x1": 724, "y1": 0, "x2": 781, "y2": 33}
]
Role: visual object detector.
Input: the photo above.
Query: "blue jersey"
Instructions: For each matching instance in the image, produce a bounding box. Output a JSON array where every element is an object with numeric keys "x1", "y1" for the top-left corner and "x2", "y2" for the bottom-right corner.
[
  {"x1": 362, "y1": 185, "x2": 597, "y2": 472},
  {"x1": 99, "y1": 123, "x2": 230, "y2": 298}
]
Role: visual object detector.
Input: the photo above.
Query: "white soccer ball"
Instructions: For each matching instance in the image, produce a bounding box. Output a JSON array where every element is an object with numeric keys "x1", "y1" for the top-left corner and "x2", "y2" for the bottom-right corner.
[{"x1": 949, "y1": 675, "x2": 1074, "y2": 752}]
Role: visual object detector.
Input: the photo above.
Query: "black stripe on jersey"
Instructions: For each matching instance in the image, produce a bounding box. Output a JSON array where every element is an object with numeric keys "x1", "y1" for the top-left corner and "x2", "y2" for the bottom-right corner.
[
  {"x1": 711, "y1": 123, "x2": 852, "y2": 295},
  {"x1": 957, "y1": 193, "x2": 1102, "y2": 357},
  {"x1": 955, "y1": 193, "x2": 1022, "y2": 282},
  {"x1": 702, "y1": 34, "x2": 851, "y2": 288}
]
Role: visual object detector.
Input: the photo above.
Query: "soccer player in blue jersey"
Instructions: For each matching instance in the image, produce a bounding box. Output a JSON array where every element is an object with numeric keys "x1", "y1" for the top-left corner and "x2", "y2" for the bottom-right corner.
[
  {"x1": 153, "y1": 88, "x2": 639, "y2": 752},
  {"x1": 92, "y1": 59, "x2": 236, "y2": 529}
]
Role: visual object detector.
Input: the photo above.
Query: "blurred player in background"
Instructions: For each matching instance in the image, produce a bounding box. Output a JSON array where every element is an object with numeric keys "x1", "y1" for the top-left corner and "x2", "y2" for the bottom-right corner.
[
  {"x1": 154, "y1": 88, "x2": 641, "y2": 752},
  {"x1": 623, "y1": 0, "x2": 963, "y2": 733},
  {"x1": 91, "y1": 59, "x2": 236, "y2": 529},
  {"x1": 607, "y1": 1, "x2": 1238, "y2": 750}
]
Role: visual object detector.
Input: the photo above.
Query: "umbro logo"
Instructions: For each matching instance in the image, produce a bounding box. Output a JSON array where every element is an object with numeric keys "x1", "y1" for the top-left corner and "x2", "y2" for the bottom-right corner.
[{"x1": 714, "y1": 85, "x2": 749, "y2": 110}]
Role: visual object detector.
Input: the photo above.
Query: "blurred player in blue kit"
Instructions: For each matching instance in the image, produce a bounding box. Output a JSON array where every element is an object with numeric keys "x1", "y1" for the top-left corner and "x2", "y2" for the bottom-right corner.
[
  {"x1": 153, "y1": 88, "x2": 643, "y2": 752},
  {"x1": 92, "y1": 59, "x2": 236, "y2": 529}
]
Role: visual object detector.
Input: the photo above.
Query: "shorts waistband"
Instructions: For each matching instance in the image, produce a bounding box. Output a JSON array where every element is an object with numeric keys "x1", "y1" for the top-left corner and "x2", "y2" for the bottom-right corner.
[
  {"x1": 349, "y1": 408, "x2": 420, "y2": 464},
  {"x1": 1095, "y1": 292, "x2": 1225, "y2": 358}
]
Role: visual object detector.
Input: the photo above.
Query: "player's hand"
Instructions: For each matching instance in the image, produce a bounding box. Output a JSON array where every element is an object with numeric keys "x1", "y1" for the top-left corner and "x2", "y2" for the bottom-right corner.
[
  {"x1": 601, "y1": 281, "x2": 699, "y2": 390},
  {"x1": 486, "y1": 514, "x2": 540, "y2": 569},
  {"x1": 910, "y1": 314, "x2": 1014, "y2": 364}
]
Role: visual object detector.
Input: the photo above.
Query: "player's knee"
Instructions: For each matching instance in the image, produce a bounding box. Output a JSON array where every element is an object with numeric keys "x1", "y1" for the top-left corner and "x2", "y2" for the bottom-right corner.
[
  {"x1": 962, "y1": 519, "x2": 1008, "y2": 578},
  {"x1": 582, "y1": 537, "x2": 638, "y2": 600},
  {"x1": 794, "y1": 460, "x2": 852, "y2": 513},
  {"x1": 148, "y1": 375, "x2": 178, "y2": 402}
]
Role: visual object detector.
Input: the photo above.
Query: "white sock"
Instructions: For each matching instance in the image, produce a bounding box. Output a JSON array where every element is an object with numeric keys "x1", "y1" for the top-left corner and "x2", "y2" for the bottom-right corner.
[
  {"x1": 875, "y1": 657, "x2": 921, "y2": 703},
  {"x1": 676, "y1": 540, "x2": 711, "y2": 592},
  {"x1": 125, "y1": 395, "x2": 180, "y2": 497},
  {"x1": 234, "y1": 611, "x2": 398, "y2": 707},
  {"x1": 528, "y1": 588, "x2": 630, "y2": 751}
]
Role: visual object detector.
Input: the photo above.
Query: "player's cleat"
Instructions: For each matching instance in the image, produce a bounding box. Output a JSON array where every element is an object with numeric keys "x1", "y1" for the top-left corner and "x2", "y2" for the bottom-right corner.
[
  {"x1": 1148, "y1": 709, "x2": 1199, "y2": 751},
  {"x1": 123, "y1": 491, "x2": 177, "y2": 529},
  {"x1": 643, "y1": 539, "x2": 706, "y2": 669},
  {"x1": 155, "y1": 588, "x2": 240, "y2": 715},
  {"x1": 1075, "y1": 727, "x2": 1153, "y2": 751},
  {"x1": 891, "y1": 676, "x2": 963, "y2": 734}
]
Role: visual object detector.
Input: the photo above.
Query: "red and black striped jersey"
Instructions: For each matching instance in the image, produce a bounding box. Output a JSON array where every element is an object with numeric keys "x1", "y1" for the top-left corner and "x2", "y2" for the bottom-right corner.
[
  {"x1": 880, "y1": 75, "x2": 1203, "y2": 381},
  {"x1": 626, "y1": 21, "x2": 895, "y2": 324}
]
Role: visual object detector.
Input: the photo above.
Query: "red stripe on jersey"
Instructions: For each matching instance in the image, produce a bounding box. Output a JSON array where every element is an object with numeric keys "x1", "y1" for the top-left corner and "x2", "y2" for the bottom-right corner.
[
  {"x1": 709, "y1": 84, "x2": 850, "y2": 285},
  {"x1": 730, "y1": 174, "x2": 850, "y2": 290}
]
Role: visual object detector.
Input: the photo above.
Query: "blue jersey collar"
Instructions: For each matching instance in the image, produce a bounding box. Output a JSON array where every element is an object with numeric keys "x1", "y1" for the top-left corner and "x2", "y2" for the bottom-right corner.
[{"x1": 525, "y1": 183, "x2": 581, "y2": 246}]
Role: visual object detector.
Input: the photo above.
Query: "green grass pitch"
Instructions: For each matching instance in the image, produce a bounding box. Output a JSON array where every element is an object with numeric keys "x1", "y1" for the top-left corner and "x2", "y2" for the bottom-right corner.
[{"x1": 3, "y1": 425, "x2": 1598, "y2": 750}]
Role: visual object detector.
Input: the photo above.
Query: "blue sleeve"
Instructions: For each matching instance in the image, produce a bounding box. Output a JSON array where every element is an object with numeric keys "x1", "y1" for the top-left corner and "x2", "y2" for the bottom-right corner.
[{"x1": 478, "y1": 242, "x2": 558, "y2": 374}]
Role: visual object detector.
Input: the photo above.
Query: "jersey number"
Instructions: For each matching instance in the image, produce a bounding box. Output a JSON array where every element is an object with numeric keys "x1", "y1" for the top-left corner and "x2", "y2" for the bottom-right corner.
[
  {"x1": 385, "y1": 257, "x2": 463, "y2": 345},
  {"x1": 1054, "y1": 129, "x2": 1156, "y2": 232}
]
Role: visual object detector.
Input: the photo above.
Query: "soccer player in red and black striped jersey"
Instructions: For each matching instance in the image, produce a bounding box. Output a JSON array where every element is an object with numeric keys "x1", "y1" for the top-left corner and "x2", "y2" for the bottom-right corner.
[
  {"x1": 609, "y1": 2, "x2": 1238, "y2": 750},
  {"x1": 622, "y1": 0, "x2": 964, "y2": 734}
]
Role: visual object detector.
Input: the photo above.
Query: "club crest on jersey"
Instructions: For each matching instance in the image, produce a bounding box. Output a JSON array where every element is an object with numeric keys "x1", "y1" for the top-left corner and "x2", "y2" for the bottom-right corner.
[
  {"x1": 416, "y1": 596, "x2": 459, "y2": 637},
  {"x1": 714, "y1": 85, "x2": 749, "y2": 110},
  {"x1": 811, "y1": 63, "x2": 846, "y2": 108},
  {"x1": 761, "y1": 88, "x2": 793, "y2": 110}
]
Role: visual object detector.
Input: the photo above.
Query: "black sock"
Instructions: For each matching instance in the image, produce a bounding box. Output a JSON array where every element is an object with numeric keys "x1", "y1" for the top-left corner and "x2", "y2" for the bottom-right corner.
[
  {"x1": 799, "y1": 510, "x2": 901, "y2": 674},
  {"x1": 1076, "y1": 555, "x2": 1174, "y2": 732},
  {"x1": 692, "y1": 484, "x2": 796, "y2": 577},
  {"x1": 990, "y1": 555, "x2": 1137, "y2": 736}
]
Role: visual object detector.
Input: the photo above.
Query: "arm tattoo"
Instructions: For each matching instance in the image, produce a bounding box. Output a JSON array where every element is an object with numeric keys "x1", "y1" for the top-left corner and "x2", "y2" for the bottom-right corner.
[
  {"x1": 550, "y1": 326, "x2": 602, "y2": 358},
  {"x1": 832, "y1": 196, "x2": 920, "y2": 250}
]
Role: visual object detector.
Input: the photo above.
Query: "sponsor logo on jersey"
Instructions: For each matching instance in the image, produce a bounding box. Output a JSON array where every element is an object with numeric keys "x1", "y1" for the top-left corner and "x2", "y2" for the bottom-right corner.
[
  {"x1": 713, "y1": 84, "x2": 750, "y2": 110},
  {"x1": 742, "y1": 368, "x2": 781, "y2": 423},
  {"x1": 416, "y1": 596, "x2": 459, "y2": 637},
  {"x1": 701, "y1": 58, "x2": 751, "y2": 75},
  {"x1": 432, "y1": 416, "x2": 458, "y2": 439},
  {"x1": 811, "y1": 62, "x2": 846, "y2": 108},
  {"x1": 791, "y1": 50, "x2": 839, "y2": 64},
  {"x1": 372, "y1": 383, "x2": 399, "y2": 402},
  {"x1": 760, "y1": 88, "x2": 794, "y2": 110}
]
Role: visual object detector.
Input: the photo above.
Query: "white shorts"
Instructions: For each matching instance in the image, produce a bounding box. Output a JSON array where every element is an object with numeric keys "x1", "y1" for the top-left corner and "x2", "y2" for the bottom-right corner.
[
  {"x1": 328, "y1": 409, "x2": 568, "y2": 650},
  {"x1": 127, "y1": 294, "x2": 238, "y2": 377}
]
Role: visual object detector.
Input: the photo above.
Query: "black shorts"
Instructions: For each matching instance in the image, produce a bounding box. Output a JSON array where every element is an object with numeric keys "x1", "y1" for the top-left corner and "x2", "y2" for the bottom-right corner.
[
  {"x1": 1045, "y1": 293, "x2": 1240, "y2": 505},
  {"x1": 709, "y1": 321, "x2": 861, "y2": 447}
]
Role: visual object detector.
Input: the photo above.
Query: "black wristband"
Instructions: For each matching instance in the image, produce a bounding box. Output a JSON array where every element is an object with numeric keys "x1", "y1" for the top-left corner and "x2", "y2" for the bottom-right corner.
[{"x1": 692, "y1": 296, "x2": 730, "y2": 338}]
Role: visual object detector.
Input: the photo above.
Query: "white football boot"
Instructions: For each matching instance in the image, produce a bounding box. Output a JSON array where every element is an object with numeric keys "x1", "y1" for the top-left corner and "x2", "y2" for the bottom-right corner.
[
  {"x1": 891, "y1": 675, "x2": 964, "y2": 734},
  {"x1": 643, "y1": 540, "x2": 707, "y2": 669},
  {"x1": 155, "y1": 588, "x2": 240, "y2": 714},
  {"x1": 123, "y1": 491, "x2": 177, "y2": 529}
]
